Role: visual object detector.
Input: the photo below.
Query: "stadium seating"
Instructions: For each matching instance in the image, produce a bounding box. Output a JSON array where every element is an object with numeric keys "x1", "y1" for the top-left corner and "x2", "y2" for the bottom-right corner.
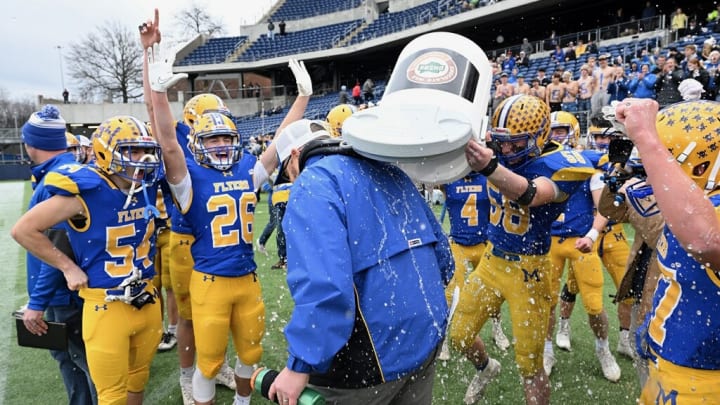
[
  {"x1": 271, "y1": 0, "x2": 364, "y2": 21},
  {"x1": 348, "y1": 2, "x2": 439, "y2": 45},
  {"x1": 178, "y1": 36, "x2": 247, "y2": 66},
  {"x1": 235, "y1": 20, "x2": 362, "y2": 62}
]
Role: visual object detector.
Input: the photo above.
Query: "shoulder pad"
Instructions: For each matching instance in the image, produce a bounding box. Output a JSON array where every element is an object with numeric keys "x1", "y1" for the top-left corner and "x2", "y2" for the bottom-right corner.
[{"x1": 44, "y1": 164, "x2": 104, "y2": 196}]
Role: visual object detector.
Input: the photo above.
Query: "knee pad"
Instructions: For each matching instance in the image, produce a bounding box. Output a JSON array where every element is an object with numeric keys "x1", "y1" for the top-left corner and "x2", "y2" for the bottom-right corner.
[
  {"x1": 127, "y1": 366, "x2": 151, "y2": 393},
  {"x1": 192, "y1": 368, "x2": 216, "y2": 402},
  {"x1": 235, "y1": 359, "x2": 255, "y2": 379},
  {"x1": 560, "y1": 284, "x2": 577, "y2": 303},
  {"x1": 582, "y1": 291, "x2": 603, "y2": 315}
]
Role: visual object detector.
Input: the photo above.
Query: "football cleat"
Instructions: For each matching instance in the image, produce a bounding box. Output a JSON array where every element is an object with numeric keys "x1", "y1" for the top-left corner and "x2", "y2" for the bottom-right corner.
[
  {"x1": 556, "y1": 318, "x2": 572, "y2": 351},
  {"x1": 616, "y1": 333, "x2": 634, "y2": 359},
  {"x1": 157, "y1": 332, "x2": 177, "y2": 352},
  {"x1": 179, "y1": 376, "x2": 194, "y2": 405},
  {"x1": 216, "y1": 361, "x2": 237, "y2": 390},
  {"x1": 491, "y1": 318, "x2": 510, "y2": 351},
  {"x1": 438, "y1": 339, "x2": 451, "y2": 361},
  {"x1": 464, "y1": 358, "x2": 501, "y2": 404},
  {"x1": 596, "y1": 346, "x2": 621, "y2": 382}
]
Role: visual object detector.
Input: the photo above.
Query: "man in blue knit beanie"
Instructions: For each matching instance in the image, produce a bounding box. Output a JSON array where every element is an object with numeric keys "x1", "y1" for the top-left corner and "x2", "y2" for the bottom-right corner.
[{"x1": 22, "y1": 104, "x2": 67, "y2": 152}]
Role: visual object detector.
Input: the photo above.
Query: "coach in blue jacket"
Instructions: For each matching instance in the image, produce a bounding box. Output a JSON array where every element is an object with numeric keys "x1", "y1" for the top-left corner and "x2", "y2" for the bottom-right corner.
[
  {"x1": 20, "y1": 105, "x2": 97, "y2": 405},
  {"x1": 268, "y1": 120, "x2": 453, "y2": 405}
]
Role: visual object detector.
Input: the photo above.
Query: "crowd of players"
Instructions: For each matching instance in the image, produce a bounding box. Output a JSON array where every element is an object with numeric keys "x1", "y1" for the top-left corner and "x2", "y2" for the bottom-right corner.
[{"x1": 9, "y1": 7, "x2": 720, "y2": 405}]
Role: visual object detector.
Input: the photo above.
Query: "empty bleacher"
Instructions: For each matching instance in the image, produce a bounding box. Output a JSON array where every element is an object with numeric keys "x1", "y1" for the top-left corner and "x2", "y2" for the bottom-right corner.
[
  {"x1": 235, "y1": 20, "x2": 362, "y2": 62},
  {"x1": 178, "y1": 36, "x2": 247, "y2": 66},
  {"x1": 271, "y1": 0, "x2": 364, "y2": 21}
]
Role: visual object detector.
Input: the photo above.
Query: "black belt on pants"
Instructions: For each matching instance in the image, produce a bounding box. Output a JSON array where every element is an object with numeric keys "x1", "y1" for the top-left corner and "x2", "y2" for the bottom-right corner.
[{"x1": 491, "y1": 246, "x2": 521, "y2": 262}]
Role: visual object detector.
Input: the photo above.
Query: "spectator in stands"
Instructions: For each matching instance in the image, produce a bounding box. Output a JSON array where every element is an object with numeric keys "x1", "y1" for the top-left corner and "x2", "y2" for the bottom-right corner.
[
  {"x1": 254, "y1": 83, "x2": 261, "y2": 98},
  {"x1": 577, "y1": 64, "x2": 594, "y2": 112},
  {"x1": 705, "y1": 50, "x2": 720, "y2": 99},
  {"x1": 561, "y1": 71, "x2": 578, "y2": 112},
  {"x1": 515, "y1": 73, "x2": 530, "y2": 95},
  {"x1": 529, "y1": 78, "x2": 546, "y2": 100},
  {"x1": 267, "y1": 19, "x2": 275, "y2": 40},
  {"x1": 680, "y1": 44, "x2": 698, "y2": 74},
  {"x1": 338, "y1": 85, "x2": 350, "y2": 104},
  {"x1": 279, "y1": 20, "x2": 286, "y2": 36},
  {"x1": 502, "y1": 51, "x2": 515, "y2": 71},
  {"x1": 667, "y1": 47, "x2": 682, "y2": 65},
  {"x1": 362, "y1": 78, "x2": 375, "y2": 103},
  {"x1": 507, "y1": 68, "x2": 519, "y2": 86},
  {"x1": 521, "y1": 37, "x2": 533, "y2": 55},
  {"x1": 537, "y1": 67, "x2": 551, "y2": 86},
  {"x1": 686, "y1": 19, "x2": 701, "y2": 37},
  {"x1": 591, "y1": 54, "x2": 614, "y2": 116},
  {"x1": 551, "y1": 44, "x2": 565, "y2": 64},
  {"x1": 565, "y1": 42, "x2": 577, "y2": 62},
  {"x1": 352, "y1": 81, "x2": 362, "y2": 105},
  {"x1": 671, "y1": 8, "x2": 688, "y2": 37},
  {"x1": 62, "y1": 89, "x2": 69, "y2": 104},
  {"x1": 586, "y1": 39, "x2": 598, "y2": 56},
  {"x1": 575, "y1": 39, "x2": 587, "y2": 57},
  {"x1": 492, "y1": 72, "x2": 513, "y2": 111},
  {"x1": 707, "y1": 5, "x2": 720, "y2": 32},
  {"x1": 686, "y1": 56, "x2": 710, "y2": 97},
  {"x1": 652, "y1": 54, "x2": 666, "y2": 74},
  {"x1": 546, "y1": 71, "x2": 565, "y2": 112},
  {"x1": 545, "y1": 30, "x2": 559, "y2": 50},
  {"x1": 607, "y1": 66, "x2": 630, "y2": 103},
  {"x1": 628, "y1": 63, "x2": 657, "y2": 99},
  {"x1": 654, "y1": 57, "x2": 684, "y2": 107},
  {"x1": 517, "y1": 50, "x2": 530, "y2": 67},
  {"x1": 641, "y1": 1, "x2": 656, "y2": 20}
]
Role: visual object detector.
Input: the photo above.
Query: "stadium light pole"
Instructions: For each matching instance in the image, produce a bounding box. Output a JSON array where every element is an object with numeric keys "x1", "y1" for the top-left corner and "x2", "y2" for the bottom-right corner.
[{"x1": 56, "y1": 45, "x2": 65, "y2": 91}]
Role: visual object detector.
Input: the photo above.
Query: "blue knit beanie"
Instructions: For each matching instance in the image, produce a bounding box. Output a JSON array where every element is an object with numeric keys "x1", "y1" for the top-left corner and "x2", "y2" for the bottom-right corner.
[{"x1": 22, "y1": 105, "x2": 67, "y2": 151}]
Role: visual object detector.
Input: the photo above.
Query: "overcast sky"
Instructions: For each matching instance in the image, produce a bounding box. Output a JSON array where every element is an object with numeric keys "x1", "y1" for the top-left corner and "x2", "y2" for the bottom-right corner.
[{"x1": 0, "y1": 0, "x2": 273, "y2": 101}]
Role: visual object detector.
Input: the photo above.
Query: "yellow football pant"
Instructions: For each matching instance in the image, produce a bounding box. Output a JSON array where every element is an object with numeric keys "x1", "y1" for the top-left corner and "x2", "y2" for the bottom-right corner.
[
  {"x1": 169, "y1": 231, "x2": 195, "y2": 320},
  {"x1": 190, "y1": 271, "x2": 265, "y2": 378}
]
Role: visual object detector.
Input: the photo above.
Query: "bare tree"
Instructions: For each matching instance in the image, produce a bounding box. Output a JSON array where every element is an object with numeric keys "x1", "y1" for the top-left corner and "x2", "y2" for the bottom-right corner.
[
  {"x1": 174, "y1": 3, "x2": 225, "y2": 41},
  {"x1": 65, "y1": 21, "x2": 143, "y2": 104}
]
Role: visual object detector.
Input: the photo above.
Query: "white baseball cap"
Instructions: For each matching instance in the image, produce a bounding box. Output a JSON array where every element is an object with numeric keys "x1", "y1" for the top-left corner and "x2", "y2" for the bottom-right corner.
[{"x1": 275, "y1": 119, "x2": 331, "y2": 166}]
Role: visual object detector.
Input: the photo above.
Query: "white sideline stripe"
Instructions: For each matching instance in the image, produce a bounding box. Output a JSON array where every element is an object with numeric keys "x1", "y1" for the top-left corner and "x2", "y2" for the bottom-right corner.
[{"x1": 0, "y1": 181, "x2": 27, "y2": 400}]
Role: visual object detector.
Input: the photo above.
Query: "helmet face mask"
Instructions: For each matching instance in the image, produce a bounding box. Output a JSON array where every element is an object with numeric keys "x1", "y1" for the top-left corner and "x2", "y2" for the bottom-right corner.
[
  {"x1": 490, "y1": 95, "x2": 550, "y2": 168},
  {"x1": 92, "y1": 116, "x2": 161, "y2": 186},
  {"x1": 550, "y1": 111, "x2": 580, "y2": 147},
  {"x1": 65, "y1": 132, "x2": 86, "y2": 163},
  {"x1": 191, "y1": 112, "x2": 241, "y2": 171}
]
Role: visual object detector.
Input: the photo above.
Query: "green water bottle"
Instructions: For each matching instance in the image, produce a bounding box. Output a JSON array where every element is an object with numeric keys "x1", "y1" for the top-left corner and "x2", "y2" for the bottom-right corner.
[{"x1": 251, "y1": 367, "x2": 325, "y2": 405}]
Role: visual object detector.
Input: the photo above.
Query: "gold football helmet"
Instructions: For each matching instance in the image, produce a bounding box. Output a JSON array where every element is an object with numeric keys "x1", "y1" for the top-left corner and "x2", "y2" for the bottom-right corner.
[
  {"x1": 65, "y1": 132, "x2": 86, "y2": 163},
  {"x1": 656, "y1": 100, "x2": 720, "y2": 192},
  {"x1": 92, "y1": 116, "x2": 161, "y2": 184},
  {"x1": 183, "y1": 93, "x2": 231, "y2": 127},
  {"x1": 190, "y1": 112, "x2": 240, "y2": 171},
  {"x1": 550, "y1": 111, "x2": 580, "y2": 147},
  {"x1": 326, "y1": 104, "x2": 356, "y2": 137},
  {"x1": 490, "y1": 95, "x2": 550, "y2": 167}
]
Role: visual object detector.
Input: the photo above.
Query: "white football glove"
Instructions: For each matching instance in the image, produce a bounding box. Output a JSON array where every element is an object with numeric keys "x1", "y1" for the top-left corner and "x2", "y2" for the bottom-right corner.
[
  {"x1": 602, "y1": 101, "x2": 626, "y2": 135},
  {"x1": 289, "y1": 59, "x2": 312, "y2": 97},
  {"x1": 148, "y1": 43, "x2": 188, "y2": 92}
]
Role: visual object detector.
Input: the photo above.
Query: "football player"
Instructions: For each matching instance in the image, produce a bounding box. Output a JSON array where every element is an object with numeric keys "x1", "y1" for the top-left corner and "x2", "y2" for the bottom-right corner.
[
  {"x1": 616, "y1": 98, "x2": 720, "y2": 403},
  {"x1": 451, "y1": 95, "x2": 595, "y2": 405},
  {"x1": 438, "y1": 170, "x2": 510, "y2": 361},
  {"x1": 555, "y1": 116, "x2": 634, "y2": 364},
  {"x1": 66, "y1": 131, "x2": 86, "y2": 163},
  {"x1": 544, "y1": 111, "x2": 621, "y2": 381},
  {"x1": 141, "y1": 9, "x2": 311, "y2": 405},
  {"x1": 325, "y1": 103, "x2": 355, "y2": 137},
  {"x1": 12, "y1": 114, "x2": 164, "y2": 405}
]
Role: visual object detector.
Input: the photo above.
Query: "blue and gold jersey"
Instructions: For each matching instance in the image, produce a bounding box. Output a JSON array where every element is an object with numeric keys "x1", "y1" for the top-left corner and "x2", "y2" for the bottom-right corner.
[
  {"x1": 183, "y1": 154, "x2": 258, "y2": 277},
  {"x1": 44, "y1": 164, "x2": 158, "y2": 289},
  {"x1": 551, "y1": 149, "x2": 605, "y2": 237},
  {"x1": 487, "y1": 144, "x2": 595, "y2": 255},
  {"x1": 445, "y1": 173, "x2": 489, "y2": 246},
  {"x1": 646, "y1": 193, "x2": 720, "y2": 370}
]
